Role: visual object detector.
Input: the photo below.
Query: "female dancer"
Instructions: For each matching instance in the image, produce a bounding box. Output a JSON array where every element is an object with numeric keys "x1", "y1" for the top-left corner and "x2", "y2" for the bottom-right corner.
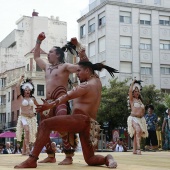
[
  {"x1": 16, "y1": 75, "x2": 38, "y2": 155},
  {"x1": 127, "y1": 79, "x2": 148, "y2": 155}
]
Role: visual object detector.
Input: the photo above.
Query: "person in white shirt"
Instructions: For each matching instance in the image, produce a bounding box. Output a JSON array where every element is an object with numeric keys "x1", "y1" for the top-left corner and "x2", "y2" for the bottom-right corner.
[
  {"x1": 3, "y1": 142, "x2": 12, "y2": 154},
  {"x1": 111, "y1": 138, "x2": 127, "y2": 152}
]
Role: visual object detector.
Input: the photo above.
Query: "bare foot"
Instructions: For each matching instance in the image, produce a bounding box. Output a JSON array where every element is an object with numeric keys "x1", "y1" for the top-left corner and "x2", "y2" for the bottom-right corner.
[
  {"x1": 106, "y1": 154, "x2": 117, "y2": 168},
  {"x1": 14, "y1": 157, "x2": 37, "y2": 169},
  {"x1": 38, "y1": 157, "x2": 56, "y2": 163},
  {"x1": 137, "y1": 150, "x2": 142, "y2": 155},
  {"x1": 133, "y1": 150, "x2": 137, "y2": 154},
  {"x1": 58, "y1": 157, "x2": 73, "y2": 165}
]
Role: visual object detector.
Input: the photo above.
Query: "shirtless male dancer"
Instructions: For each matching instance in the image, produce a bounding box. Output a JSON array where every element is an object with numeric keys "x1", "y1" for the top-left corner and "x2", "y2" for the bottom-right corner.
[
  {"x1": 34, "y1": 32, "x2": 88, "y2": 165},
  {"x1": 14, "y1": 61, "x2": 118, "y2": 169}
]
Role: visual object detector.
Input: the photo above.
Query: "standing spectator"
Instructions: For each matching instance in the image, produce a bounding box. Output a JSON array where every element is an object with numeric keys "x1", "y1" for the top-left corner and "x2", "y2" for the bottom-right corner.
[
  {"x1": 3, "y1": 142, "x2": 13, "y2": 154},
  {"x1": 162, "y1": 108, "x2": 170, "y2": 150},
  {"x1": 13, "y1": 143, "x2": 22, "y2": 154},
  {"x1": 145, "y1": 104, "x2": 158, "y2": 150},
  {"x1": 110, "y1": 138, "x2": 127, "y2": 152}
]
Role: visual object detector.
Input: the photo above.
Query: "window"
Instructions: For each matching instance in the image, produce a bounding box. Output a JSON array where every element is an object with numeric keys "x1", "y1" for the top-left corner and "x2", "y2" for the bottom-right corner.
[
  {"x1": 120, "y1": 62, "x2": 132, "y2": 73},
  {"x1": 120, "y1": 11, "x2": 131, "y2": 24},
  {"x1": 140, "y1": 14, "x2": 151, "y2": 25},
  {"x1": 98, "y1": 12, "x2": 106, "y2": 27},
  {"x1": 11, "y1": 112, "x2": 14, "y2": 121},
  {"x1": 12, "y1": 90, "x2": 14, "y2": 101},
  {"x1": 80, "y1": 25, "x2": 86, "y2": 38},
  {"x1": 154, "y1": 0, "x2": 161, "y2": 5},
  {"x1": 135, "y1": 0, "x2": 142, "y2": 3},
  {"x1": 159, "y1": 16, "x2": 170, "y2": 26},
  {"x1": 8, "y1": 92, "x2": 10, "y2": 102},
  {"x1": 98, "y1": 36, "x2": 105, "y2": 53},
  {"x1": 0, "y1": 78, "x2": 6, "y2": 88},
  {"x1": 36, "y1": 64, "x2": 42, "y2": 71},
  {"x1": 140, "y1": 38, "x2": 151, "y2": 50},
  {"x1": 161, "y1": 89, "x2": 170, "y2": 93},
  {"x1": 119, "y1": 0, "x2": 128, "y2": 2},
  {"x1": 88, "y1": 18, "x2": 95, "y2": 33},
  {"x1": 120, "y1": 36, "x2": 132, "y2": 49},
  {"x1": 160, "y1": 40, "x2": 170, "y2": 50},
  {"x1": 141, "y1": 63, "x2": 152, "y2": 75},
  {"x1": 0, "y1": 95, "x2": 6, "y2": 105},
  {"x1": 17, "y1": 110, "x2": 19, "y2": 118},
  {"x1": 37, "y1": 85, "x2": 44, "y2": 96},
  {"x1": 161, "y1": 65, "x2": 170, "y2": 75},
  {"x1": 27, "y1": 64, "x2": 29, "y2": 71},
  {"x1": 89, "y1": 42, "x2": 95, "y2": 57}
]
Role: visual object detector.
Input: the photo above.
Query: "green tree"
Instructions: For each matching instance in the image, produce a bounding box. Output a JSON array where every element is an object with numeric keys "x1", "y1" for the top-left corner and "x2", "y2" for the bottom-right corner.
[
  {"x1": 141, "y1": 84, "x2": 166, "y2": 117},
  {"x1": 164, "y1": 93, "x2": 170, "y2": 108},
  {"x1": 97, "y1": 78, "x2": 129, "y2": 129}
]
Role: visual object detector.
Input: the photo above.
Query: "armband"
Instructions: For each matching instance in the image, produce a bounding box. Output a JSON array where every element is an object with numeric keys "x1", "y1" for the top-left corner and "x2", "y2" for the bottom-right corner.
[{"x1": 36, "y1": 39, "x2": 42, "y2": 44}]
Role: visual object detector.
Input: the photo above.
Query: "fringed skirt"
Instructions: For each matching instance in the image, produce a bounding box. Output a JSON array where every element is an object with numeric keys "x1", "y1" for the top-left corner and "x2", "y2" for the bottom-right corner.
[
  {"x1": 16, "y1": 115, "x2": 37, "y2": 143},
  {"x1": 127, "y1": 116, "x2": 148, "y2": 138}
]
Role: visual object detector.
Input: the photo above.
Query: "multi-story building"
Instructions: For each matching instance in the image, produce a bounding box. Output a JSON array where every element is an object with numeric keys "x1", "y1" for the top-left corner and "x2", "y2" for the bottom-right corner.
[
  {"x1": 77, "y1": 0, "x2": 170, "y2": 91},
  {"x1": 0, "y1": 10, "x2": 67, "y2": 133}
]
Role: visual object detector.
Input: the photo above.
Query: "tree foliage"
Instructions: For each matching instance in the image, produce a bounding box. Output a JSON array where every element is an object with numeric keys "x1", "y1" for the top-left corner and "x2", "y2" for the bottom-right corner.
[{"x1": 97, "y1": 78, "x2": 129, "y2": 129}]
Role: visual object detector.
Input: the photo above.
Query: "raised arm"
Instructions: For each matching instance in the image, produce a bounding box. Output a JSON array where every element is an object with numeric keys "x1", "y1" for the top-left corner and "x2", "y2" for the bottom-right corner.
[
  {"x1": 70, "y1": 37, "x2": 89, "y2": 62},
  {"x1": 34, "y1": 32, "x2": 47, "y2": 70},
  {"x1": 16, "y1": 75, "x2": 24, "y2": 98},
  {"x1": 65, "y1": 38, "x2": 90, "y2": 73},
  {"x1": 129, "y1": 79, "x2": 135, "y2": 104}
]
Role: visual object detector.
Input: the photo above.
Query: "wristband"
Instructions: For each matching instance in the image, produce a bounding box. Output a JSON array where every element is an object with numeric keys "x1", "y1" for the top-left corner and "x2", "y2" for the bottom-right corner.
[{"x1": 36, "y1": 39, "x2": 42, "y2": 44}]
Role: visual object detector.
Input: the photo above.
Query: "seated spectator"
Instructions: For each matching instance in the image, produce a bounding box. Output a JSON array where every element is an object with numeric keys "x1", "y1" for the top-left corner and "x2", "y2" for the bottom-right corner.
[
  {"x1": 0, "y1": 143, "x2": 4, "y2": 154},
  {"x1": 3, "y1": 142, "x2": 13, "y2": 154},
  {"x1": 111, "y1": 138, "x2": 127, "y2": 152},
  {"x1": 13, "y1": 143, "x2": 22, "y2": 154},
  {"x1": 56, "y1": 145, "x2": 62, "y2": 153}
]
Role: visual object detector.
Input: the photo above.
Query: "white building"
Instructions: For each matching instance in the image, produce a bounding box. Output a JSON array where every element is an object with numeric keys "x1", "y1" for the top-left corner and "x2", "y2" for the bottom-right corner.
[
  {"x1": 0, "y1": 10, "x2": 67, "y2": 132},
  {"x1": 77, "y1": 0, "x2": 170, "y2": 91}
]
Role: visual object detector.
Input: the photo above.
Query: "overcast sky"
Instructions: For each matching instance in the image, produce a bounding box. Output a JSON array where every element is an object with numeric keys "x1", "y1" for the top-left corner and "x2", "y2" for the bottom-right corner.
[{"x1": 0, "y1": 0, "x2": 89, "y2": 41}]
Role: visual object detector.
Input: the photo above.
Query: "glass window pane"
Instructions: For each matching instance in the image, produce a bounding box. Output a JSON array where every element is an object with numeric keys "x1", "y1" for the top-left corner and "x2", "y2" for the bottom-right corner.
[{"x1": 140, "y1": 20, "x2": 144, "y2": 24}]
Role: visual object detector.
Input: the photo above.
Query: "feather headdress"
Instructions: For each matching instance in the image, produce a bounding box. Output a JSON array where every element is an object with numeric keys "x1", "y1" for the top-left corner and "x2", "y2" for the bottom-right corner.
[
  {"x1": 132, "y1": 80, "x2": 143, "y2": 92},
  {"x1": 21, "y1": 82, "x2": 33, "y2": 90}
]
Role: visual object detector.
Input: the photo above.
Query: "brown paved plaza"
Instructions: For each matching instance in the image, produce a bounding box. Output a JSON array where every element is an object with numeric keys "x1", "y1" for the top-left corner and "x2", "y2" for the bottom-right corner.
[{"x1": 0, "y1": 151, "x2": 169, "y2": 170}]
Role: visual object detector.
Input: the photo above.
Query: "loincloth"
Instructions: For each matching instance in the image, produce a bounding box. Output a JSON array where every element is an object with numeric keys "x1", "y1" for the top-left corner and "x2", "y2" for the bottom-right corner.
[
  {"x1": 127, "y1": 116, "x2": 148, "y2": 138},
  {"x1": 89, "y1": 118, "x2": 101, "y2": 148},
  {"x1": 41, "y1": 86, "x2": 68, "y2": 119}
]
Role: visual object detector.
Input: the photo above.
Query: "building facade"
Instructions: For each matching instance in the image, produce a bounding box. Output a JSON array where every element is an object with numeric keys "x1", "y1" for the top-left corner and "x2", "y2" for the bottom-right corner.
[
  {"x1": 77, "y1": 0, "x2": 170, "y2": 90},
  {"x1": 0, "y1": 10, "x2": 67, "y2": 132}
]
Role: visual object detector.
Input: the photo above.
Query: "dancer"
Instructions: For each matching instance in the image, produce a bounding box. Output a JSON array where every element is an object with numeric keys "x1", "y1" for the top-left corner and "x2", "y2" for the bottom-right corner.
[
  {"x1": 127, "y1": 79, "x2": 148, "y2": 155},
  {"x1": 34, "y1": 32, "x2": 89, "y2": 165},
  {"x1": 14, "y1": 61, "x2": 118, "y2": 169},
  {"x1": 16, "y1": 76, "x2": 38, "y2": 155}
]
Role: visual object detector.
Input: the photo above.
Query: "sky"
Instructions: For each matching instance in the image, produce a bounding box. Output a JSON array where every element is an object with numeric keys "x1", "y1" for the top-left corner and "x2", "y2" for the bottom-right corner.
[{"x1": 0, "y1": 0, "x2": 89, "y2": 41}]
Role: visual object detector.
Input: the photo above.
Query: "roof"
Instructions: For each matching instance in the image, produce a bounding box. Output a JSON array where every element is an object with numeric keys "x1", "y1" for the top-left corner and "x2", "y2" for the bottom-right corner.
[{"x1": 25, "y1": 47, "x2": 47, "y2": 56}]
